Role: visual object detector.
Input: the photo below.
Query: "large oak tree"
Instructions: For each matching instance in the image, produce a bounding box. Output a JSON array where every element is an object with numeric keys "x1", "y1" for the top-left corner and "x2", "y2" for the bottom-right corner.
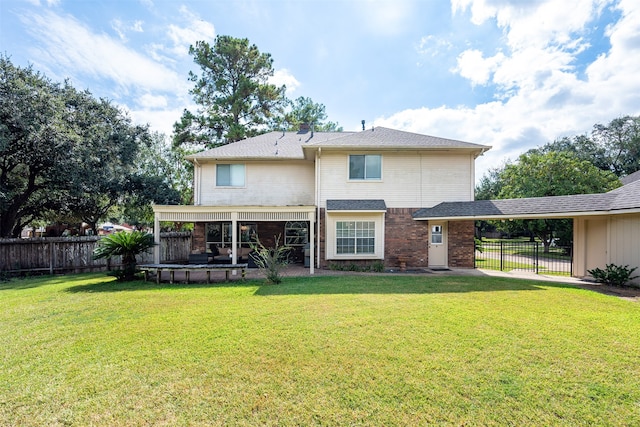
[{"x1": 0, "y1": 56, "x2": 179, "y2": 237}]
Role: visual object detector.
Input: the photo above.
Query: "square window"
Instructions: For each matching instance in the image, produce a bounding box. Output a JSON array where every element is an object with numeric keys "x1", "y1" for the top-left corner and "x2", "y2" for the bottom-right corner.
[
  {"x1": 216, "y1": 164, "x2": 245, "y2": 187},
  {"x1": 335, "y1": 221, "x2": 375, "y2": 254},
  {"x1": 349, "y1": 155, "x2": 381, "y2": 180}
]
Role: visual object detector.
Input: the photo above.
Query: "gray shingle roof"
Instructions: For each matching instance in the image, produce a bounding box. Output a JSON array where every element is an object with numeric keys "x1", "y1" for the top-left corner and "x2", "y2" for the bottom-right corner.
[
  {"x1": 186, "y1": 127, "x2": 490, "y2": 160},
  {"x1": 326, "y1": 199, "x2": 387, "y2": 211},
  {"x1": 187, "y1": 130, "x2": 350, "y2": 160},
  {"x1": 621, "y1": 170, "x2": 640, "y2": 185},
  {"x1": 608, "y1": 179, "x2": 640, "y2": 210},
  {"x1": 413, "y1": 179, "x2": 640, "y2": 219},
  {"x1": 307, "y1": 127, "x2": 489, "y2": 150}
]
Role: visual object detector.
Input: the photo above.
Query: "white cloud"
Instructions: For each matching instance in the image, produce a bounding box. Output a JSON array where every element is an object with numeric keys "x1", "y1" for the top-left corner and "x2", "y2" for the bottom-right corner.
[
  {"x1": 112, "y1": 18, "x2": 144, "y2": 41},
  {"x1": 271, "y1": 69, "x2": 301, "y2": 94},
  {"x1": 164, "y1": 6, "x2": 215, "y2": 57},
  {"x1": 23, "y1": 0, "x2": 61, "y2": 6},
  {"x1": 361, "y1": 0, "x2": 414, "y2": 36},
  {"x1": 129, "y1": 107, "x2": 186, "y2": 136},
  {"x1": 380, "y1": 0, "x2": 640, "y2": 181},
  {"x1": 453, "y1": 49, "x2": 505, "y2": 86},
  {"x1": 20, "y1": 10, "x2": 185, "y2": 96},
  {"x1": 417, "y1": 35, "x2": 453, "y2": 60},
  {"x1": 138, "y1": 93, "x2": 168, "y2": 109}
]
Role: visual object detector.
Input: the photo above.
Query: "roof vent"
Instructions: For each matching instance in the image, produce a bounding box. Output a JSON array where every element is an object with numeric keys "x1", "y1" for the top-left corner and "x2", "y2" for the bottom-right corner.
[
  {"x1": 361, "y1": 119, "x2": 365, "y2": 131},
  {"x1": 299, "y1": 123, "x2": 310, "y2": 132}
]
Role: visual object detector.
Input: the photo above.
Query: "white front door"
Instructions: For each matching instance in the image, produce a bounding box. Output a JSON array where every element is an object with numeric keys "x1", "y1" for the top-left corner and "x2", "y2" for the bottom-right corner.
[{"x1": 428, "y1": 222, "x2": 447, "y2": 268}]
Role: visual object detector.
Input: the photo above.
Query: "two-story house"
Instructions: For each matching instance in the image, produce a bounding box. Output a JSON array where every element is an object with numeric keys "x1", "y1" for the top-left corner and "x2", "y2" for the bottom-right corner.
[{"x1": 151, "y1": 126, "x2": 490, "y2": 273}]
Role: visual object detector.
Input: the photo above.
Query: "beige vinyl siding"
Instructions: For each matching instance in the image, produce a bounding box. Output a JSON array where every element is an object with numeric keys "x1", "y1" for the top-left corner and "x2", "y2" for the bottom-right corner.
[
  {"x1": 575, "y1": 214, "x2": 640, "y2": 285},
  {"x1": 609, "y1": 214, "x2": 640, "y2": 284},
  {"x1": 198, "y1": 160, "x2": 315, "y2": 206},
  {"x1": 318, "y1": 151, "x2": 474, "y2": 208}
]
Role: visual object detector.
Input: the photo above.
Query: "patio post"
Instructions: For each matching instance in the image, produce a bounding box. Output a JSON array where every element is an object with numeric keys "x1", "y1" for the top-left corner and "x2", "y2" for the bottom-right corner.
[
  {"x1": 231, "y1": 212, "x2": 238, "y2": 275},
  {"x1": 153, "y1": 213, "x2": 160, "y2": 264},
  {"x1": 309, "y1": 211, "x2": 315, "y2": 275}
]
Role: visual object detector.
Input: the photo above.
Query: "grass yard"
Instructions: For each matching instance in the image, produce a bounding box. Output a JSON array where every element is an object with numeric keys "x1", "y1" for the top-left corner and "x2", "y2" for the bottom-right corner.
[{"x1": 2, "y1": 273, "x2": 639, "y2": 426}]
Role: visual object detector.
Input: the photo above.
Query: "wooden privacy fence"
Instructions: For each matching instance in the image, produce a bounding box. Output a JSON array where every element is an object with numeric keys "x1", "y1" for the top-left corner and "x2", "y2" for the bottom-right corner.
[{"x1": 0, "y1": 232, "x2": 192, "y2": 275}]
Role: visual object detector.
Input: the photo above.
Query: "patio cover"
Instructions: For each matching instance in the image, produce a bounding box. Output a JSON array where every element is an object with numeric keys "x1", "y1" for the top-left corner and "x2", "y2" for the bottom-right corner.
[{"x1": 152, "y1": 205, "x2": 317, "y2": 274}]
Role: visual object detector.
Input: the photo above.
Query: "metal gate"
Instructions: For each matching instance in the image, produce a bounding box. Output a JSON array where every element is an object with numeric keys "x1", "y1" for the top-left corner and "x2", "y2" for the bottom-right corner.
[{"x1": 475, "y1": 241, "x2": 572, "y2": 276}]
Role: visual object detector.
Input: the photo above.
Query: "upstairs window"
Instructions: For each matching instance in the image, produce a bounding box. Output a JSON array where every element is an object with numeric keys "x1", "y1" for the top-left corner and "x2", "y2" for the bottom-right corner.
[
  {"x1": 216, "y1": 164, "x2": 245, "y2": 187},
  {"x1": 349, "y1": 155, "x2": 381, "y2": 180}
]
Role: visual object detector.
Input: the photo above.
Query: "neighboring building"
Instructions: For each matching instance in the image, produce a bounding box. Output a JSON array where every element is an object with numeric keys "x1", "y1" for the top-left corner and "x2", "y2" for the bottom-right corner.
[
  {"x1": 414, "y1": 172, "x2": 640, "y2": 284},
  {"x1": 152, "y1": 126, "x2": 490, "y2": 273}
]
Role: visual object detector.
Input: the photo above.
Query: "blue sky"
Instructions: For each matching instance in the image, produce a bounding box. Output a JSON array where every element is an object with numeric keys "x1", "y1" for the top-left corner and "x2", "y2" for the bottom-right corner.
[{"x1": 2, "y1": 0, "x2": 639, "y2": 180}]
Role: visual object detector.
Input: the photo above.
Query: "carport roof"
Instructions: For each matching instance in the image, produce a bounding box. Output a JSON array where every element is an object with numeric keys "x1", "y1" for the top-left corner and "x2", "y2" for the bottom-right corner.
[{"x1": 413, "y1": 179, "x2": 640, "y2": 220}]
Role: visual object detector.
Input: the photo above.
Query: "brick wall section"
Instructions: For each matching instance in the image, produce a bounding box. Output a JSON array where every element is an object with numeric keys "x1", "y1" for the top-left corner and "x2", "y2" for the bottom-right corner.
[
  {"x1": 193, "y1": 216, "x2": 475, "y2": 268},
  {"x1": 192, "y1": 223, "x2": 206, "y2": 252},
  {"x1": 448, "y1": 220, "x2": 475, "y2": 268},
  {"x1": 385, "y1": 208, "x2": 429, "y2": 268},
  {"x1": 318, "y1": 208, "x2": 326, "y2": 267}
]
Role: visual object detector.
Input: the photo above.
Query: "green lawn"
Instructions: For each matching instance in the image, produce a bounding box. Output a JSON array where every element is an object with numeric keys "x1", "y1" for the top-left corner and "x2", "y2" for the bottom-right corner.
[{"x1": 2, "y1": 273, "x2": 639, "y2": 426}]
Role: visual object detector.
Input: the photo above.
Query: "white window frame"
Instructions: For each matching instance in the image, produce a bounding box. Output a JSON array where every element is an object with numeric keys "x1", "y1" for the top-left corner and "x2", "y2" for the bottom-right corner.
[
  {"x1": 325, "y1": 213, "x2": 385, "y2": 260},
  {"x1": 336, "y1": 221, "x2": 376, "y2": 255},
  {"x1": 348, "y1": 154, "x2": 382, "y2": 181},
  {"x1": 216, "y1": 164, "x2": 245, "y2": 187}
]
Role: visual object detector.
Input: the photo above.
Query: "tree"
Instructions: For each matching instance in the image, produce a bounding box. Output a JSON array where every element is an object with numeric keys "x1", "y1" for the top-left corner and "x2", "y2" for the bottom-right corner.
[
  {"x1": 529, "y1": 115, "x2": 640, "y2": 177},
  {"x1": 121, "y1": 132, "x2": 188, "y2": 228},
  {"x1": 0, "y1": 56, "x2": 178, "y2": 237},
  {"x1": 530, "y1": 134, "x2": 610, "y2": 172},
  {"x1": 499, "y1": 151, "x2": 620, "y2": 198},
  {"x1": 280, "y1": 96, "x2": 342, "y2": 132},
  {"x1": 0, "y1": 56, "x2": 74, "y2": 237},
  {"x1": 93, "y1": 230, "x2": 155, "y2": 281},
  {"x1": 475, "y1": 165, "x2": 506, "y2": 201},
  {"x1": 592, "y1": 115, "x2": 640, "y2": 176},
  {"x1": 497, "y1": 151, "x2": 620, "y2": 251},
  {"x1": 174, "y1": 35, "x2": 287, "y2": 149}
]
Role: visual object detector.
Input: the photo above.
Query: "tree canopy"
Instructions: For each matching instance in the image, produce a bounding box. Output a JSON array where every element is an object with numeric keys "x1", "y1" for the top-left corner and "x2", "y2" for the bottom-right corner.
[
  {"x1": 281, "y1": 97, "x2": 343, "y2": 132},
  {"x1": 527, "y1": 115, "x2": 640, "y2": 178},
  {"x1": 174, "y1": 35, "x2": 341, "y2": 149},
  {"x1": 498, "y1": 151, "x2": 620, "y2": 199},
  {"x1": 475, "y1": 120, "x2": 628, "y2": 250},
  {"x1": 174, "y1": 35, "x2": 287, "y2": 148},
  {"x1": 0, "y1": 56, "x2": 179, "y2": 237}
]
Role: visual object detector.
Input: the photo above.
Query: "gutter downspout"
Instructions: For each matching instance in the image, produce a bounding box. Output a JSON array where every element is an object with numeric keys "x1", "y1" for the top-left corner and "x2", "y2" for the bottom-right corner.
[
  {"x1": 192, "y1": 158, "x2": 201, "y2": 205},
  {"x1": 315, "y1": 147, "x2": 321, "y2": 272}
]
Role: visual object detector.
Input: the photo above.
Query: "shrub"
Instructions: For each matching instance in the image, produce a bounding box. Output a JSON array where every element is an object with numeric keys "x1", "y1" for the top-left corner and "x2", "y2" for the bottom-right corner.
[
  {"x1": 329, "y1": 261, "x2": 385, "y2": 273},
  {"x1": 249, "y1": 235, "x2": 290, "y2": 284},
  {"x1": 93, "y1": 231, "x2": 156, "y2": 281},
  {"x1": 588, "y1": 264, "x2": 639, "y2": 287},
  {"x1": 371, "y1": 260, "x2": 385, "y2": 273}
]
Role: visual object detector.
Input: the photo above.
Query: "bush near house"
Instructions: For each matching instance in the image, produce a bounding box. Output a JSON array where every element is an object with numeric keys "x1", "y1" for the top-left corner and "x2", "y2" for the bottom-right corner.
[{"x1": 588, "y1": 264, "x2": 639, "y2": 287}]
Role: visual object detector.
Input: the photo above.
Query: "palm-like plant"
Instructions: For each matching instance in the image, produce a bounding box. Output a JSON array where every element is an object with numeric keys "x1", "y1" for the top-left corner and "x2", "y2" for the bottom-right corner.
[{"x1": 93, "y1": 231, "x2": 156, "y2": 281}]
